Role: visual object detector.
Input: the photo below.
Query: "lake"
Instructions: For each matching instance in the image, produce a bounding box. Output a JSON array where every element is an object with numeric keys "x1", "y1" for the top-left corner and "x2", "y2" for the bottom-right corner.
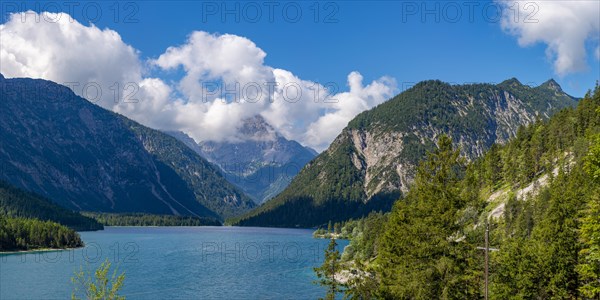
[{"x1": 0, "y1": 226, "x2": 348, "y2": 299}]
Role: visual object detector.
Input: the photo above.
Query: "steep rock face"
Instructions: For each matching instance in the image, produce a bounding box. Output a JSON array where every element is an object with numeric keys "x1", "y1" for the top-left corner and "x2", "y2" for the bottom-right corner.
[
  {"x1": 232, "y1": 79, "x2": 578, "y2": 227},
  {"x1": 169, "y1": 116, "x2": 317, "y2": 204},
  {"x1": 0, "y1": 75, "x2": 254, "y2": 220},
  {"x1": 349, "y1": 86, "x2": 542, "y2": 198}
]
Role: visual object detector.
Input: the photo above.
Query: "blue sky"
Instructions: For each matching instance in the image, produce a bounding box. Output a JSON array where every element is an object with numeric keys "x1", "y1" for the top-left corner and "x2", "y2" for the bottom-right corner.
[
  {"x1": 1, "y1": 1, "x2": 599, "y2": 150},
  {"x1": 5, "y1": 0, "x2": 596, "y2": 96}
]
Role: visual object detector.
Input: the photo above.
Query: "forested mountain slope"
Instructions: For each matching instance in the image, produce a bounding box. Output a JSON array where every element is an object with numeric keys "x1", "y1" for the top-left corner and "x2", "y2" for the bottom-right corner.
[
  {"x1": 0, "y1": 180, "x2": 102, "y2": 231},
  {"x1": 0, "y1": 74, "x2": 254, "y2": 220},
  {"x1": 231, "y1": 79, "x2": 577, "y2": 227},
  {"x1": 332, "y1": 85, "x2": 600, "y2": 299}
]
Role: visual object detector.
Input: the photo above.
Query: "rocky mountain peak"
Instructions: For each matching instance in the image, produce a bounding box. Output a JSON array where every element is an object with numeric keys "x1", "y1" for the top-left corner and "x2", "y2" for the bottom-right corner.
[
  {"x1": 168, "y1": 117, "x2": 317, "y2": 204},
  {"x1": 238, "y1": 115, "x2": 277, "y2": 141},
  {"x1": 540, "y1": 79, "x2": 563, "y2": 92},
  {"x1": 500, "y1": 77, "x2": 523, "y2": 87}
]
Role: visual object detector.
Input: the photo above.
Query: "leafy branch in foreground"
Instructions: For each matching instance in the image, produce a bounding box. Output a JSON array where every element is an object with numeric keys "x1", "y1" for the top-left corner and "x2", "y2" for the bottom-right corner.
[{"x1": 71, "y1": 259, "x2": 125, "y2": 300}]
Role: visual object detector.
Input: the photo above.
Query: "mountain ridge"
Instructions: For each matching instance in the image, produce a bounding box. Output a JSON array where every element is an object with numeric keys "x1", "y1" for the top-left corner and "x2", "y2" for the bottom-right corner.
[
  {"x1": 230, "y1": 78, "x2": 578, "y2": 227},
  {"x1": 0, "y1": 75, "x2": 254, "y2": 220}
]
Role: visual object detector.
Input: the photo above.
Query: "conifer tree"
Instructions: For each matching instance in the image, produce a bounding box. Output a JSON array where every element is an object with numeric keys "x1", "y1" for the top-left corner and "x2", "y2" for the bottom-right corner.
[
  {"x1": 377, "y1": 135, "x2": 477, "y2": 299},
  {"x1": 314, "y1": 238, "x2": 343, "y2": 300},
  {"x1": 578, "y1": 131, "x2": 600, "y2": 298}
]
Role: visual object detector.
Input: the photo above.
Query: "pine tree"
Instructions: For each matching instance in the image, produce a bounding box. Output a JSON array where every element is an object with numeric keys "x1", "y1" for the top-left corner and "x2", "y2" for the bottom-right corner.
[
  {"x1": 314, "y1": 238, "x2": 343, "y2": 300},
  {"x1": 578, "y1": 133, "x2": 600, "y2": 298},
  {"x1": 376, "y1": 135, "x2": 477, "y2": 299},
  {"x1": 578, "y1": 191, "x2": 600, "y2": 298},
  {"x1": 334, "y1": 222, "x2": 341, "y2": 235}
]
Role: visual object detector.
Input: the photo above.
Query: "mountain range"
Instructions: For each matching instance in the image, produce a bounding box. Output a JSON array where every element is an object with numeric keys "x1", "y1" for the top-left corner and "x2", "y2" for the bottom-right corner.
[
  {"x1": 0, "y1": 74, "x2": 580, "y2": 228},
  {"x1": 168, "y1": 115, "x2": 317, "y2": 204},
  {"x1": 0, "y1": 74, "x2": 255, "y2": 221},
  {"x1": 230, "y1": 78, "x2": 578, "y2": 227}
]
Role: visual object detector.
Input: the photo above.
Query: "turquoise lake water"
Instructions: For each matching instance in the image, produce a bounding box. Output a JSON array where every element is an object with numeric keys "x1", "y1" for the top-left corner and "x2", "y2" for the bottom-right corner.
[{"x1": 0, "y1": 226, "x2": 347, "y2": 299}]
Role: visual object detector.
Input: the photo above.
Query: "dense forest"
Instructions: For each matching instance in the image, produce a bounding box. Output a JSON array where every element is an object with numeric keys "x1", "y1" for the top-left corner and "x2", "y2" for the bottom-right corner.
[
  {"x1": 0, "y1": 216, "x2": 83, "y2": 251},
  {"x1": 82, "y1": 212, "x2": 222, "y2": 226},
  {"x1": 0, "y1": 180, "x2": 102, "y2": 231},
  {"x1": 0, "y1": 181, "x2": 91, "y2": 251},
  {"x1": 315, "y1": 85, "x2": 600, "y2": 299}
]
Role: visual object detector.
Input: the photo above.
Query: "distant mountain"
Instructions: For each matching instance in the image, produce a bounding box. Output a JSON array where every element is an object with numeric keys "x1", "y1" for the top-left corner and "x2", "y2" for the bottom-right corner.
[
  {"x1": 0, "y1": 74, "x2": 255, "y2": 220},
  {"x1": 230, "y1": 79, "x2": 578, "y2": 227},
  {"x1": 168, "y1": 115, "x2": 317, "y2": 204},
  {"x1": 0, "y1": 180, "x2": 102, "y2": 231}
]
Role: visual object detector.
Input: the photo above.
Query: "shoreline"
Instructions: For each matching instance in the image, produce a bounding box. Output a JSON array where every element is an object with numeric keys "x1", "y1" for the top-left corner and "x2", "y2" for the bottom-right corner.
[
  {"x1": 313, "y1": 233, "x2": 349, "y2": 240},
  {"x1": 0, "y1": 246, "x2": 83, "y2": 255},
  {"x1": 100, "y1": 225, "x2": 223, "y2": 228}
]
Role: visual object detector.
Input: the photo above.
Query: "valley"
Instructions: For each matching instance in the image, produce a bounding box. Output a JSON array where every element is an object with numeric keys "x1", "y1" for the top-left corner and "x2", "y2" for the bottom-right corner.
[{"x1": 1, "y1": 2, "x2": 598, "y2": 297}]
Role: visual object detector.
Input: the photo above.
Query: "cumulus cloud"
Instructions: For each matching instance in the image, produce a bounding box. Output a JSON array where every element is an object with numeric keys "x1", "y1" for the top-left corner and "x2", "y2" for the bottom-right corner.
[
  {"x1": 497, "y1": 0, "x2": 600, "y2": 76},
  {"x1": 303, "y1": 72, "x2": 396, "y2": 150},
  {"x1": 154, "y1": 31, "x2": 274, "y2": 102},
  {"x1": 0, "y1": 11, "x2": 142, "y2": 109},
  {"x1": 0, "y1": 11, "x2": 396, "y2": 152}
]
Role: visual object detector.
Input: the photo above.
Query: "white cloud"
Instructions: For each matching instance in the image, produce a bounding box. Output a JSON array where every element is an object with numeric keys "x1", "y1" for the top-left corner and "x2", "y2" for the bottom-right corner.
[
  {"x1": 0, "y1": 11, "x2": 142, "y2": 108},
  {"x1": 153, "y1": 31, "x2": 274, "y2": 103},
  {"x1": 498, "y1": 0, "x2": 600, "y2": 76},
  {"x1": 0, "y1": 11, "x2": 396, "y2": 152},
  {"x1": 151, "y1": 33, "x2": 396, "y2": 150},
  {"x1": 303, "y1": 72, "x2": 396, "y2": 150}
]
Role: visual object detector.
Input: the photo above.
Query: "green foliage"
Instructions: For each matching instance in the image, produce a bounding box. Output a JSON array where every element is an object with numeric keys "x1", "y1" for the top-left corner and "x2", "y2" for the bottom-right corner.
[
  {"x1": 338, "y1": 212, "x2": 388, "y2": 262},
  {"x1": 488, "y1": 85, "x2": 600, "y2": 298},
  {"x1": 491, "y1": 167, "x2": 590, "y2": 298},
  {"x1": 577, "y1": 129, "x2": 600, "y2": 298},
  {"x1": 0, "y1": 180, "x2": 102, "y2": 231},
  {"x1": 81, "y1": 212, "x2": 221, "y2": 227},
  {"x1": 577, "y1": 190, "x2": 600, "y2": 298},
  {"x1": 314, "y1": 238, "x2": 343, "y2": 300},
  {"x1": 376, "y1": 135, "x2": 480, "y2": 299},
  {"x1": 335, "y1": 84, "x2": 600, "y2": 298},
  {"x1": 0, "y1": 216, "x2": 83, "y2": 251},
  {"x1": 342, "y1": 260, "x2": 380, "y2": 300},
  {"x1": 584, "y1": 134, "x2": 600, "y2": 183},
  {"x1": 471, "y1": 84, "x2": 600, "y2": 189},
  {"x1": 71, "y1": 259, "x2": 125, "y2": 300}
]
